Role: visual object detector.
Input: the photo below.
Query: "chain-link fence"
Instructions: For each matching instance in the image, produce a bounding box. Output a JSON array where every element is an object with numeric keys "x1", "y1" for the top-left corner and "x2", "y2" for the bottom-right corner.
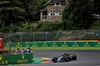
[{"x1": 4, "y1": 29, "x2": 100, "y2": 42}]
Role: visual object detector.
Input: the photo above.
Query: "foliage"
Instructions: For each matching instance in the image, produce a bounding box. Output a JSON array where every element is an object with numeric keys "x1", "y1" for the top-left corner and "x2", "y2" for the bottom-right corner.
[
  {"x1": 0, "y1": 24, "x2": 18, "y2": 33},
  {"x1": 0, "y1": 0, "x2": 25, "y2": 27},
  {"x1": 91, "y1": 20, "x2": 100, "y2": 29},
  {"x1": 17, "y1": 23, "x2": 38, "y2": 32},
  {"x1": 94, "y1": 0, "x2": 100, "y2": 14},
  {"x1": 37, "y1": 21, "x2": 62, "y2": 31},
  {"x1": 0, "y1": 0, "x2": 100, "y2": 32},
  {"x1": 62, "y1": 0, "x2": 94, "y2": 30},
  {"x1": 0, "y1": 0, "x2": 48, "y2": 27},
  {"x1": 0, "y1": 21, "x2": 63, "y2": 32}
]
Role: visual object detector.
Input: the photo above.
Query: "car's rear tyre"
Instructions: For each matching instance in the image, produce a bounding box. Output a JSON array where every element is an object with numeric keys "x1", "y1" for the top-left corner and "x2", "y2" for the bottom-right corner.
[
  {"x1": 52, "y1": 57, "x2": 58, "y2": 62},
  {"x1": 72, "y1": 55, "x2": 77, "y2": 60}
]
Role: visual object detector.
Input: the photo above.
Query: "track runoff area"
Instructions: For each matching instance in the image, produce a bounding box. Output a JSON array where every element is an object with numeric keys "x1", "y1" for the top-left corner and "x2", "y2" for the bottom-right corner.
[
  {"x1": 8, "y1": 50, "x2": 100, "y2": 66},
  {"x1": 5, "y1": 41, "x2": 100, "y2": 66},
  {"x1": 1, "y1": 33, "x2": 100, "y2": 65}
]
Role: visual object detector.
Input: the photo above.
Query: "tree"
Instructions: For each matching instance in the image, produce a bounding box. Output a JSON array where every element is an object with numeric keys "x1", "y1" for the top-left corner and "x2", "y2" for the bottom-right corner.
[
  {"x1": 0, "y1": 0, "x2": 49, "y2": 27},
  {"x1": 94, "y1": 0, "x2": 100, "y2": 14},
  {"x1": 62, "y1": 0, "x2": 94, "y2": 29},
  {"x1": 19, "y1": 0, "x2": 37, "y2": 21},
  {"x1": 0, "y1": 0, "x2": 25, "y2": 27},
  {"x1": 32, "y1": 0, "x2": 49, "y2": 20},
  {"x1": 20, "y1": 0, "x2": 49, "y2": 21}
]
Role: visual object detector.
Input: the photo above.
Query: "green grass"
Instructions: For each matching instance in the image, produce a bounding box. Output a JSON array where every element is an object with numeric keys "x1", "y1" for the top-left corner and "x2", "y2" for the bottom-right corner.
[{"x1": 3, "y1": 47, "x2": 100, "y2": 50}]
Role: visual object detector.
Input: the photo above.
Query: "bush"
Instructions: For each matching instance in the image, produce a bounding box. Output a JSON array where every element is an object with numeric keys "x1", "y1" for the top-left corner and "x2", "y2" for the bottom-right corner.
[
  {"x1": 37, "y1": 21, "x2": 62, "y2": 31},
  {"x1": 91, "y1": 20, "x2": 100, "y2": 29}
]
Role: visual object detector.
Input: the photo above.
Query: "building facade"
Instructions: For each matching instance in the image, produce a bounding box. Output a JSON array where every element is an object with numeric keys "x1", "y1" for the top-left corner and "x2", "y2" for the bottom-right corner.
[{"x1": 40, "y1": 0, "x2": 67, "y2": 22}]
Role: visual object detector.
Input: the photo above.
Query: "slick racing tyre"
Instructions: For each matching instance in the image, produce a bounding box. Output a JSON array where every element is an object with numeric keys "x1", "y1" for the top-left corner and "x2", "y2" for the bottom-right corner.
[
  {"x1": 72, "y1": 55, "x2": 77, "y2": 60},
  {"x1": 52, "y1": 57, "x2": 58, "y2": 62}
]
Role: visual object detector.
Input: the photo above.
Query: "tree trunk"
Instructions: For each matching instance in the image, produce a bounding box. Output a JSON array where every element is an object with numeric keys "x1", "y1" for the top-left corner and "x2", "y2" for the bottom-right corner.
[{"x1": 2, "y1": 21, "x2": 4, "y2": 27}]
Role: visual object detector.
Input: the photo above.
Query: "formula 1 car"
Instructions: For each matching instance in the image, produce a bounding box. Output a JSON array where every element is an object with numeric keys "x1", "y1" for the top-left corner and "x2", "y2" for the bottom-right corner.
[{"x1": 52, "y1": 53, "x2": 77, "y2": 62}]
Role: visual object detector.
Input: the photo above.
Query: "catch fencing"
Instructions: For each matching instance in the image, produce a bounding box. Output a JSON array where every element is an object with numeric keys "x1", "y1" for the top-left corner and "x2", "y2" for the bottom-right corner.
[{"x1": 4, "y1": 29, "x2": 100, "y2": 42}]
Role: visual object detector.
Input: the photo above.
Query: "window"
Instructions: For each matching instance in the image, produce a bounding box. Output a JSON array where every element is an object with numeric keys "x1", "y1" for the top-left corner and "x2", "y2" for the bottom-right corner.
[
  {"x1": 56, "y1": 3, "x2": 59, "y2": 5},
  {"x1": 92, "y1": 14, "x2": 100, "y2": 19},
  {"x1": 42, "y1": 12, "x2": 47, "y2": 19},
  {"x1": 51, "y1": 13, "x2": 55, "y2": 16},
  {"x1": 51, "y1": 10, "x2": 55, "y2": 12},
  {"x1": 59, "y1": 10, "x2": 63, "y2": 16},
  {"x1": 54, "y1": 3, "x2": 61, "y2": 6},
  {"x1": 49, "y1": 10, "x2": 55, "y2": 16},
  {"x1": 42, "y1": 15, "x2": 47, "y2": 19},
  {"x1": 55, "y1": 13, "x2": 59, "y2": 16}
]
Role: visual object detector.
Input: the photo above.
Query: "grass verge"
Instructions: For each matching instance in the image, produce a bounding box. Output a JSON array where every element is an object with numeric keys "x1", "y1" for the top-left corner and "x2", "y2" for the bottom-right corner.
[{"x1": 4, "y1": 47, "x2": 100, "y2": 50}]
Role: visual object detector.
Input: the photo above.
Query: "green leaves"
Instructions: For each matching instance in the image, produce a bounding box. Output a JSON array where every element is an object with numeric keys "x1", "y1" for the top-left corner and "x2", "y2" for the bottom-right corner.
[
  {"x1": 0, "y1": 1, "x2": 10, "y2": 4},
  {"x1": 94, "y1": 0, "x2": 100, "y2": 14},
  {"x1": 62, "y1": 0, "x2": 94, "y2": 29},
  {"x1": 0, "y1": 0, "x2": 25, "y2": 27}
]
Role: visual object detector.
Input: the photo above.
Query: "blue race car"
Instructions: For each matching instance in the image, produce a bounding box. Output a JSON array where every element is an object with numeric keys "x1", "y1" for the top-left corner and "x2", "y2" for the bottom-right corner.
[{"x1": 52, "y1": 53, "x2": 77, "y2": 62}]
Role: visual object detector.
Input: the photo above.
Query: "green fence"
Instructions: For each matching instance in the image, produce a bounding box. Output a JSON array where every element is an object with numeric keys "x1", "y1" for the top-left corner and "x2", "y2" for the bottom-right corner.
[
  {"x1": 0, "y1": 53, "x2": 33, "y2": 65},
  {"x1": 4, "y1": 41, "x2": 100, "y2": 47}
]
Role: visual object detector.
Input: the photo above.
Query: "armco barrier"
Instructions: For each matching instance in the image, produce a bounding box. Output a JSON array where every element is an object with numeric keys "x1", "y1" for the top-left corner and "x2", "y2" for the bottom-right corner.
[
  {"x1": 4, "y1": 41, "x2": 100, "y2": 47},
  {"x1": 0, "y1": 53, "x2": 33, "y2": 65}
]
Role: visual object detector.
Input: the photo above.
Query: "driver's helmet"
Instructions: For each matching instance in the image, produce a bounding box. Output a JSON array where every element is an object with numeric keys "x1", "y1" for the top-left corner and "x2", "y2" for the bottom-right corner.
[{"x1": 64, "y1": 53, "x2": 67, "y2": 55}]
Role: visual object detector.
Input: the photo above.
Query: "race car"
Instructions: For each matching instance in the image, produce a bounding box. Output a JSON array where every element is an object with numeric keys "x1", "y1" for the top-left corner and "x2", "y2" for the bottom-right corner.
[{"x1": 52, "y1": 53, "x2": 77, "y2": 62}]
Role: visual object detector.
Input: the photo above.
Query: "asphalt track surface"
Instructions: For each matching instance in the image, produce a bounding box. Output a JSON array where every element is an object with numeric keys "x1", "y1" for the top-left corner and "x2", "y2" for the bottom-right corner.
[{"x1": 9, "y1": 50, "x2": 100, "y2": 66}]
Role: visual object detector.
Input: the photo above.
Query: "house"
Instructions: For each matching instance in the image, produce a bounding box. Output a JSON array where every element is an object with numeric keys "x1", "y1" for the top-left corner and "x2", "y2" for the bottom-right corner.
[
  {"x1": 93, "y1": 14, "x2": 100, "y2": 19},
  {"x1": 40, "y1": 0, "x2": 67, "y2": 22}
]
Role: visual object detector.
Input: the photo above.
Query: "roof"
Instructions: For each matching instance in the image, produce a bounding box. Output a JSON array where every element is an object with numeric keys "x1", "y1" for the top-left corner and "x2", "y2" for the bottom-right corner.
[
  {"x1": 40, "y1": 9, "x2": 47, "y2": 12},
  {"x1": 44, "y1": 0, "x2": 67, "y2": 6}
]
